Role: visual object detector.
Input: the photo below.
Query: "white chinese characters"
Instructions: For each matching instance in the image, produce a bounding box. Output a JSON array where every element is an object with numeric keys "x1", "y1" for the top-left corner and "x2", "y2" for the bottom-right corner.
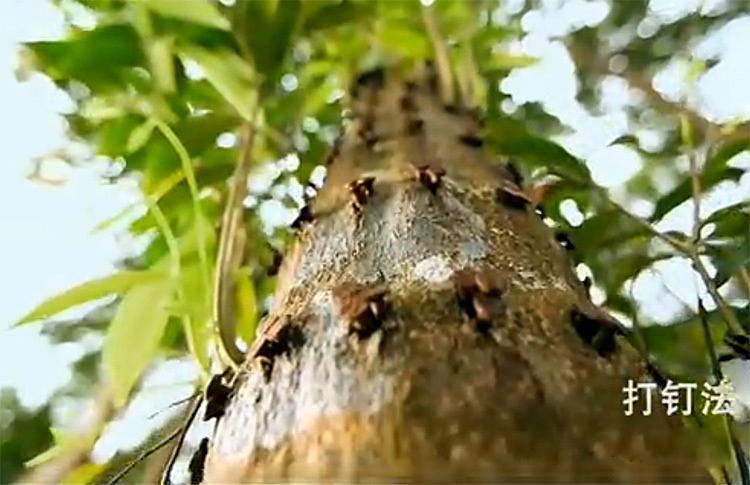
[{"x1": 622, "y1": 378, "x2": 735, "y2": 416}]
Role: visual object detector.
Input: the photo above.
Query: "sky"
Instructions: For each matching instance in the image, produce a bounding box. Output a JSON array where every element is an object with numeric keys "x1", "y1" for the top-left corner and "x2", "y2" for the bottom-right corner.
[
  {"x1": 0, "y1": 0, "x2": 748, "y2": 468},
  {"x1": 0, "y1": 0, "x2": 128, "y2": 407}
]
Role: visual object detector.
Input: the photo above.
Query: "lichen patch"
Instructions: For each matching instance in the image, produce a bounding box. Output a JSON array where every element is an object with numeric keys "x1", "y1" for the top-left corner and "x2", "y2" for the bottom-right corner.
[{"x1": 413, "y1": 255, "x2": 454, "y2": 283}]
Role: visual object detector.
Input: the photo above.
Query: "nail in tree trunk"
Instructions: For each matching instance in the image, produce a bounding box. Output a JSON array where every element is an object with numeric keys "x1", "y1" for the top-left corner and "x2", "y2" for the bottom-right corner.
[{"x1": 204, "y1": 70, "x2": 707, "y2": 483}]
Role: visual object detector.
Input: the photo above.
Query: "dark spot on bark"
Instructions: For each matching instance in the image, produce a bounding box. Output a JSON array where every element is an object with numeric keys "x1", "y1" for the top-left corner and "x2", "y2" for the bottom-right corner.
[
  {"x1": 458, "y1": 134, "x2": 483, "y2": 148},
  {"x1": 347, "y1": 176, "x2": 376, "y2": 212},
  {"x1": 495, "y1": 186, "x2": 530, "y2": 210},
  {"x1": 406, "y1": 118, "x2": 424, "y2": 135},
  {"x1": 334, "y1": 283, "x2": 389, "y2": 339},
  {"x1": 404, "y1": 80, "x2": 418, "y2": 92},
  {"x1": 426, "y1": 61, "x2": 438, "y2": 91},
  {"x1": 267, "y1": 324, "x2": 306, "y2": 356},
  {"x1": 247, "y1": 316, "x2": 305, "y2": 382},
  {"x1": 454, "y1": 269, "x2": 505, "y2": 332},
  {"x1": 365, "y1": 135, "x2": 379, "y2": 149},
  {"x1": 358, "y1": 123, "x2": 378, "y2": 148},
  {"x1": 204, "y1": 373, "x2": 232, "y2": 421},
  {"x1": 569, "y1": 309, "x2": 618, "y2": 357},
  {"x1": 555, "y1": 231, "x2": 575, "y2": 251},
  {"x1": 188, "y1": 437, "x2": 209, "y2": 485},
  {"x1": 290, "y1": 205, "x2": 314, "y2": 230},
  {"x1": 351, "y1": 67, "x2": 385, "y2": 96},
  {"x1": 444, "y1": 104, "x2": 460, "y2": 114},
  {"x1": 463, "y1": 107, "x2": 477, "y2": 117},
  {"x1": 255, "y1": 355, "x2": 274, "y2": 382},
  {"x1": 400, "y1": 94, "x2": 416, "y2": 112},
  {"x1": 415, "y1": 163, "x2": 445, "y2": 194},
  {"x1": 507, "y1": 162, "x2": 523, "y2": 186},
  {"x1": 326, "y1": 137, "x2": 343, "y2": 165},
  {"x1": 267, "y1": 248, "x2": 283, "y2": 276}
]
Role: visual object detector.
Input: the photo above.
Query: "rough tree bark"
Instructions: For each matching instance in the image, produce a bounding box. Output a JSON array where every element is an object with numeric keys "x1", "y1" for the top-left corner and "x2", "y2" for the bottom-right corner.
[{"x1": 203, "y1": 69, "x2": 709, "y2": 483}]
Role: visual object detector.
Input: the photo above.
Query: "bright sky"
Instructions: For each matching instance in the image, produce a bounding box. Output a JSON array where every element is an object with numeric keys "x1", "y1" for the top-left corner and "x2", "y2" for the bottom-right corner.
[
  {"x1": 0, "y1": 0, "x2": 130, "y2": 407},
  {"x1": 0, "y1": 0, "x2": 748, "y2": 466}
]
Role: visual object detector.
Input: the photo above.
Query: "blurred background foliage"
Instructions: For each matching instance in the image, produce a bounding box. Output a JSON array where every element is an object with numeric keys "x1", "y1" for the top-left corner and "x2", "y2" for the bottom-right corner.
[{"x1": 2, "y1": 0, "x2": 749, "y2": 483}]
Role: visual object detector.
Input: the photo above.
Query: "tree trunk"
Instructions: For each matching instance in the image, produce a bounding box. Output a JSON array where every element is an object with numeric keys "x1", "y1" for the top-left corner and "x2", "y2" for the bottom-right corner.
[{"x1": 204, "y1": 70, "x2": 709, "y2": 483}]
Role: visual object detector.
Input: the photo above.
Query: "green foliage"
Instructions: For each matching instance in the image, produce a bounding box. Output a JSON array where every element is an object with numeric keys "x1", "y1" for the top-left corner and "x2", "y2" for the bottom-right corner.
[
  {"x1": 144, "y1": 0, "x2": 230, "y2": 31},
  {"x1": 27, "y1": 24, "x2": 145, "y2": 90},
  {"x1": 16, "y1": 270, "x2": 164, "y2": 325},
  {"x1": 103, "y1": 279, "x2": 174, "y2": 406},
  {"x1": 0, "y1": 390, "x2": 53, "y2": 483},
  {"x1": 486, "y1": 116, "x2": 592, "y2": 183},
  {"x1": 651, "y1": 137, "x2": 750, "y2": 222},
  {"x1": 176, "y1": 45, "x2": 257, "y2": 120}
]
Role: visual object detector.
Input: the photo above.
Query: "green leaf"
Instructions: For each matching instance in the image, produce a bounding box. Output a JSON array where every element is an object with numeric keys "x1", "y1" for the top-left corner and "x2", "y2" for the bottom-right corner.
[
  {"x1": 235, "y1": 267, "x2": 258, "y2": 344},
  {"x1": 26, "y1": 24, "x2": 144, "y2": 89},
  {"x1": 706, "y1": 239, "x2": 750, "y2": 288},
  {"x1": 145, "y1": 0, "x2": 230, "y2": 30},
  {"x1": 94, "y1": 169, "x2": 186, "y2": 233},
  {"x1": 16, "y1": 270, "x2": 163, "y2": 325},
  {"x1": 641, "y1": 309, "x2": 728, "y2": 380},
  {"x1": 572, "y1": 210, "x2": 648, "y2": 251},
  {"x1": 486, "y1": 116, "x2": 591, "y2": 184},
  {"x1": 178, "y1": 264, "x2": 211, "y2": 371},
  {"x1": 303, "y1": 0, "x2": 374, "y2": 32},
  {"x1": 237, "y1": 0, "x2": 301, "y2": 78},
  {"x1": 651, "y1": 138, "x2": 749, "y2": 221},
  {"x1": 25, "y1": 428, "x2": 70, "y2": 467},
  {"x1": 177, "y1": 45, "x2": 257, "y2": 120},
  {"x1": 62, "y1": 463, "x2": 106, "y2": 485},
  {"x1": 485, "y1": 52, "x2": 538, "y2": 71},
  {"x1": 126, "y1": 118, "x2": 156, "y2": 153},
  {"x1": 702, "y1": 202, "x2": 750, "y2": 239},
  {"x1": 652, "y1": 167, "x2": 744, "y2": 222},
  {"x1": 377, "y1": 21, "x2": 431, "y2": 59},
  {"x1": 148, "y1": 36, "x2": 177, "y2": 93},
  {"x1": 103, "y1": 279, "x2": 174, "y2": 406}
]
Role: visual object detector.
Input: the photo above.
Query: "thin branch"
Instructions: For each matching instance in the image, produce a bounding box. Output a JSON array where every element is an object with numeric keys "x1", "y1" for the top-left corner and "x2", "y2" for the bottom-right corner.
[
  {"x1": 606, "y1": 198, "x2": 691, "y2": 253},
  {"x1": 105, "y1": 427, "x2": 182, "y2": 485},
  {"x1": 213, "y1": 117, "x2": 259, "y2": 370},
  {"x1": 422, "y1": 3, "x2": 455, "y2": 107},
  {"x1": 604, "y1": 196, "x2": 744, "y2": 335},
  {"x1": 737, "y1": 268, "x2": 750, "y2": 299},
  {"x1": 145, "y1": 199, "x2": 208, "y2": 376},
  {"x1": 155, "y1": 121, "x2": 212, "y2": 305},
  {"x1": 691, "y1": 258, "x2": 744, "y2": 335},
  {"x1": 159, "y1": 394, "x2": 203, "y2": 485},
  {"x1": 103, "y1": 392, "x2": 201, "y2": 485},
  {"x1": 697, "y1": 299, "x2": 722, "y2": 381},
  {"x1": 682, "y1": 129, "x2": 745, "y2": 335}
]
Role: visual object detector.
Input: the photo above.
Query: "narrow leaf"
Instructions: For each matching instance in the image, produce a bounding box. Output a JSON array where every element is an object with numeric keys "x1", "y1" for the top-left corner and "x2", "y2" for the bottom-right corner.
[
  {"x1": 103, "y1": 279, "x2": 174, "y2": 406},
  {"x1": 126, "y1": 118, "x2": 156, "y2": 153},
  {"x1": 177, "y1": 45, "x2": 256, "y2": 120},
  {"x1": 178, "y1": 264, "x2": 211, "y2": 371},
  {"x1": 652, "y1": 167, "x2": 744, "y2": 222},
  {"x1": 16, "y1": 270, "x2": 162, "y2": 325},
  {"x1": 651, "y1": 137, "x2": 749, "y2": 222},
  {"x1": 486, "y1": 52, "x2": 538, "y2": 71},
  {"x1": 145, "y1": 0, "x2": 229, "y2": 30},
  {"x1": 486, "y1": 116, "x2": 591, "y2": 184}
]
